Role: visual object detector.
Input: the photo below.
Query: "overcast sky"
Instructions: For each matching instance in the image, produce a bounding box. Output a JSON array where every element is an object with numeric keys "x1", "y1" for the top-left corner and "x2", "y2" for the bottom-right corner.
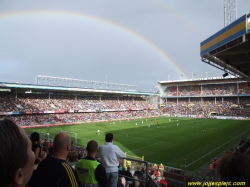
[{"x1": 0, "y1": 0, "x2": 249, "y2": 92}]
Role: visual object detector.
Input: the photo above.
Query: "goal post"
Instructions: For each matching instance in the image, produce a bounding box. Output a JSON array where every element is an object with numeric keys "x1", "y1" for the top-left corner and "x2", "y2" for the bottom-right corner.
[
  {"x1": 68, "y1": 132, "x2": 77, "y2": 143},
  {"x1": 59, "y1": 130, "x2": 77, "y2": 143}
]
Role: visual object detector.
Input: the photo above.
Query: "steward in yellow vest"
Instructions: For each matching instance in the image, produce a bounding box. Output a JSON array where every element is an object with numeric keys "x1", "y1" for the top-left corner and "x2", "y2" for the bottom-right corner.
[
  {"x1": 75, "y1": 140, "x2": 108, "y2": 187},
  {"x1": 159, "y1": 163, "x2": 164, "y2": 171},
  {"x1": 127, "y1": 160, "x2": 132, "y2": 167}
]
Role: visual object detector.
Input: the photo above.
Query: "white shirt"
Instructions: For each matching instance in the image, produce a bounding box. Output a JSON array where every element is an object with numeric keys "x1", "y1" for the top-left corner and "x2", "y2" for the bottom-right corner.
[{"x1": 97, "y1": 142, "x2": 125, "y2": 173}]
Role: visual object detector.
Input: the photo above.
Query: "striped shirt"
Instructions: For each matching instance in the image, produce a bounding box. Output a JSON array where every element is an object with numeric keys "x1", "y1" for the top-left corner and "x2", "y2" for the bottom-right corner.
[{"x1": 34, "y1": 157, "x2": 80, "y2": 187}]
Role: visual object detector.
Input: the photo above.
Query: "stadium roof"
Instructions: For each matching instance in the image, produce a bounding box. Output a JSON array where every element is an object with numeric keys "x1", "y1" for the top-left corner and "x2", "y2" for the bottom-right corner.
[
  {"x1": 201, "y1": 13, "x2": 250, "y2": 81},
  {"x1": 158, "y1": 76, "x2": 245, "y2": 86},
  {"x1": 0, "y1": 82, "x2": 159, "y2": 96}
]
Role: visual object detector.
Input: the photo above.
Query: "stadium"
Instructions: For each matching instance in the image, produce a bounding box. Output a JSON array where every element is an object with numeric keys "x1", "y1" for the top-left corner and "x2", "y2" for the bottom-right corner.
[{"x1": 1, "y1": 3, "x2": 250, "y2": 187}]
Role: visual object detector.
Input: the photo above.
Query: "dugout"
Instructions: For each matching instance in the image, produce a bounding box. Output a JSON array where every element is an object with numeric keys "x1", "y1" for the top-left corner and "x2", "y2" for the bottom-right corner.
[{"x1": 209, "y1": 112, "x2": 218, "y2": 116}]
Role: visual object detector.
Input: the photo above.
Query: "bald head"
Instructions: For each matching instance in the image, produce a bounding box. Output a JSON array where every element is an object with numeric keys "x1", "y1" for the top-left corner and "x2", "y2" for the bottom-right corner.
[{"x1": 53, "y1": 132, "x2": 71, "y2": 153}]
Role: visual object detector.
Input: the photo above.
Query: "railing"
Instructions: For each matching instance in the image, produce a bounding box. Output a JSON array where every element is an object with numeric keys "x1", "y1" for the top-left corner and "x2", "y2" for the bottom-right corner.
[{"x1": 119, "y1": 157, "x2": 159, "y2": 187}]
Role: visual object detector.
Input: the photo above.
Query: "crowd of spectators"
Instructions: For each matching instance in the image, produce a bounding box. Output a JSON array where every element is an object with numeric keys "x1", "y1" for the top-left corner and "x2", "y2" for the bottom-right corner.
[
  {"x1": 239, "y1": 83, "x2": 250, "y2": 94},
  {"x1": 163, "y1": 105, "x2": 242, "y2": 116},
  {"x1": 0, "y1": 92, "x2": 155, "y2": 113},
  {"x1": 4, "y1": 110, "x2": 160, "y2": 126},
  {"x1": 162, "y1": 96, "x2": 250, "y2": 116},
  {"x1": 163, "y1": 83, "x2": 245, "y2": 96},
  {"x1": 0, "y1": 92, "x2": 160, "y2": 125},
  {"x1": 0, "y1": 92, "x2": 18, "y2": 112}
]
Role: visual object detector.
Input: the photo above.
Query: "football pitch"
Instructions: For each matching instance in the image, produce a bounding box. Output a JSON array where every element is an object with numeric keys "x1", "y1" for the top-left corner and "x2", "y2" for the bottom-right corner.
[{"x1": 24, "y1": 117, "x2": 250, "y2": 171}]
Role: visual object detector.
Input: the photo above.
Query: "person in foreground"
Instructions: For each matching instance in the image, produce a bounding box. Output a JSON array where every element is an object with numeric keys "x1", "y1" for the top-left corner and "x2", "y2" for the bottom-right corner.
[
  {"x1": 97, "y1": 133, "x2": 125, "y2": 187},
  {"x1": 218, "y1": 152, "x2": 250, "y2": 186},
  {"x1": 34, "y1": 131, "x2": 80, "y2": 187},
  {"x1": 75, "y1": 140, "x2": 108, "y2": 187},
  {"x1": 0, "y1": 119, "x2": 35, "y2": 187}
]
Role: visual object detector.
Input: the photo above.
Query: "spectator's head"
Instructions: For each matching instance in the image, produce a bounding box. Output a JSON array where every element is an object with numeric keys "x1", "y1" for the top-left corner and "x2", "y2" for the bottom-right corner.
[
  {"x1": 105, "y1": 133, "x2": 113, "y2": 142},
  {"x1": 42, "y1": 145, "x2": 49, "y2": 153},
  {"x1": 30, "y1": 132, "x2": 39, "y2": 143},
  {"x1": 86, "y1": 140, "x2": 98, "y2": 156},
  {"x1": 53, "y1": 132, "x2": 71, "y2": 160},
  {"x1": 68, "y1": 151, "x2": 78, "y2": 163},
  {"x1": 0, "y1": 119, "x2": 35, "y2": 187},
  {"x1": 78, "y1": 151, "x2": 85, "y2": 159},
  {"x1": 43, "y1": 142, "x2": 49, "y2": 148},
  {"x1": 218, "y1": 152, "x2": 250, "y2": 186},
  {"x1": 39, "y1": 151, "x2": 47, "y2": 160}
]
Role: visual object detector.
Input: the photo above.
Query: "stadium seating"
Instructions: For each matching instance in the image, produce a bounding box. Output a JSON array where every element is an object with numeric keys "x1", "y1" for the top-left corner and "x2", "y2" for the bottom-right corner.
[{"x1": 0, "y1": 92, "x2": 159, "y2": 125}]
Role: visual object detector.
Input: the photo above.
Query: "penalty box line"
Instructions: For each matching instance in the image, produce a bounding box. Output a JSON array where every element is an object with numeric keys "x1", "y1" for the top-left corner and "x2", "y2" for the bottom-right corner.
[{"x1": 186, "y1": 130, "x2": 250, "y2": 168}]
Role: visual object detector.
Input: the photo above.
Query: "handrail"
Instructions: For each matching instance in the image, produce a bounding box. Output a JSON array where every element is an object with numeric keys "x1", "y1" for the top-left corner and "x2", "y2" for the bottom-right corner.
[{"x1": 119, "y1": 157, "x2": 159, "y2": 187}]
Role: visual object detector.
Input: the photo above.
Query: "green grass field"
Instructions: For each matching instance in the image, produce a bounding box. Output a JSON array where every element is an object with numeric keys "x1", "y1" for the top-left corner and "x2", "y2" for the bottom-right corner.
[{"x1": 24, "y1": 117, "x2": 250, "y2": 171}]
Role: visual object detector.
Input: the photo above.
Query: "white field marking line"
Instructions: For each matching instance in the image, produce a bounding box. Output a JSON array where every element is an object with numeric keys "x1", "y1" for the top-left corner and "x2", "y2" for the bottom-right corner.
[
  {"x1": 186, "y1": 130, "x2": 249, "y2": 167},
  {"x1": 126, "y1": 141, "x2": 164, "y2": 153},
  {"x1": 118, "y1": 135, "x2": 156, "y2": 141},
  {"x1": 76, "y1": 136, "x2": 105, "y2": 144},
  {"x1": 74, "y1": 128, "x2": 98, "y2": 133},
  {"x1": 113, "y1": 133, "x2": 129, "y2": 137},
  {"x1": 114, "y1": 133, "x2": 153, "y2": 141}
]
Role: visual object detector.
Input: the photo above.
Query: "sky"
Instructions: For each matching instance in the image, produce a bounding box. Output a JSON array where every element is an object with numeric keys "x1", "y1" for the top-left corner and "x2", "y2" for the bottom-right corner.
[{"x1": 0, "y1": 0, "x2": 249, "y2": 92}]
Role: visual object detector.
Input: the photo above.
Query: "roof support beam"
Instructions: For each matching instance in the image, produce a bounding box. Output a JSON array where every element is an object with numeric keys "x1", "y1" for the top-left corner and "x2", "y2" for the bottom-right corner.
[{"x1": 202, "y1": 53, "x2": 250, "y2": 81}]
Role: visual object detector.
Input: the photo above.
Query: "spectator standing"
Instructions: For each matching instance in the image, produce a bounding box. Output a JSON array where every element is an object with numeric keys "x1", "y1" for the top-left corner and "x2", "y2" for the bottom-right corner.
[
  {"x1": 124, "y1": 167, "x2": 133, "y2": 186},
  {"x1": 34, "y1": 132, "x2": 80, "y2": 187},
  {"x1": 97, "y1": 133, "x2": 125, "y2": 187},
  {"x1": 0, "y1": 119, "x2": 35, "y2": 187},
  {"x1": 127, "y1": 160, "x2": 132, "y2": 168},
  {"x1": 30, "y1": 132, "x2": 42, "y2": 167},
  {"x1": 134, "y1": 167, "x2": 143, "y2": 182},
  {"x1": 26, "y1": 132, "x2": 42, "y2": 187},
  {"x1": 76, "y1": 140, "x2": 108, "y2": 187}
]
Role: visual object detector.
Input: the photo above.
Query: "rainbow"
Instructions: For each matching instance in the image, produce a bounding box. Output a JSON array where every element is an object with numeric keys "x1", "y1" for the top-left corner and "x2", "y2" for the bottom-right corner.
[{"x1": 0, "y1": 9, "x2": 189, "y2": 79}]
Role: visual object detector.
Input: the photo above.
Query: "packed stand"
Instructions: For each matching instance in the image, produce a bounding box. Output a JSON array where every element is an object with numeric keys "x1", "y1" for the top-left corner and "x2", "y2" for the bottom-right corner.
[
  {"x1": 0, "y1": 93, "x2": 155, "y2": 112},
  {"x1": 162, "y1": 96, "x2": 250, "y2": 116},
  {"x1": 163, "y1": 83, "x2": 238, "y2": 97},
  {"x1": 4, "y1": 110, "x2": 161, "y2": 126}
]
